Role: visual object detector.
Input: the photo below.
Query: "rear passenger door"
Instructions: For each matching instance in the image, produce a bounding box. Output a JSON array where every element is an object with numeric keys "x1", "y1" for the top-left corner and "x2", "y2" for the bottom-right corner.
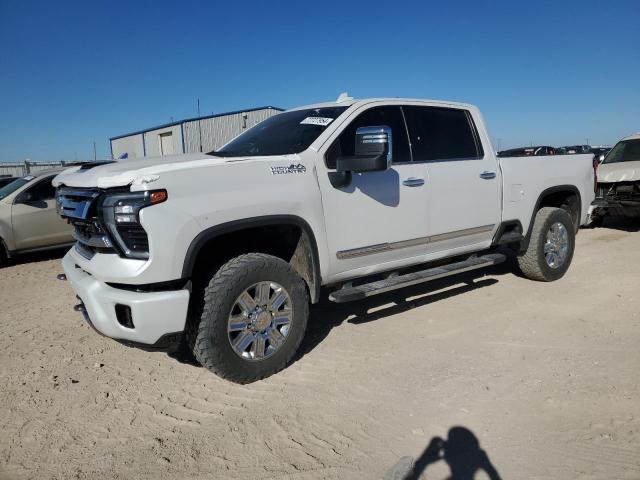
[{"x1": 403, "y1": 105, "x2": 501, "y2": 253}]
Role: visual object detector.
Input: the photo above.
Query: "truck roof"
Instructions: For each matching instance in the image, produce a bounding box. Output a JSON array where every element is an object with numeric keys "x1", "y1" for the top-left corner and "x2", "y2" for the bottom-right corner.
[
  {"x1": 621, "y1": 133, "x2": 640, "y2": 141},
  {"x1": 289, "y1": 97, "x2": 478, "y2": 112}
]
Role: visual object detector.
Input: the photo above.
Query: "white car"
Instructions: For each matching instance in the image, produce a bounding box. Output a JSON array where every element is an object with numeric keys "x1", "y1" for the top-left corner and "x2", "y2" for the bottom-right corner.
[
  {"x1": 590, "y1": 133, "x2": 640, "y2": 223},
  {"x1": 0, "y1": 168, "x2": 74, "y2": 264},
  {"x1": 54, "y1": 96, "x2": 596, "y2": 382}
]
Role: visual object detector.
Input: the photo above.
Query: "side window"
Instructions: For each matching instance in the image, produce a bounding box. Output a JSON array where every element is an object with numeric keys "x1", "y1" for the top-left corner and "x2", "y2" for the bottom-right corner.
[
  {"x1": 26, "y1": 177, "x2": 56, "y2": 201},
  {"x1": 326, "y1": 106, "x2": 410, "y2": 168},
  {"x1": 404, "y1": 106, "x2": 483, "y2": 161}
]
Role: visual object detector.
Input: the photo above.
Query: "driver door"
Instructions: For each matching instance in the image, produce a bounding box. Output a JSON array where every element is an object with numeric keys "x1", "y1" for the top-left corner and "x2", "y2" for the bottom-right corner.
[
  {"x1": 12, "y1": 176, "x2": 72, "y2": 250},
  {"x1": 317, "y1": 105, "x2": 429, "y2": 278}
]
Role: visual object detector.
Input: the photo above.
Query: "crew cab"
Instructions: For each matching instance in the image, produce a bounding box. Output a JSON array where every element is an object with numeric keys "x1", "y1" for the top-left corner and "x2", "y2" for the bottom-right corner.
[{"x1": 54, "y1": 97, "x2": 595, "y2": 383}]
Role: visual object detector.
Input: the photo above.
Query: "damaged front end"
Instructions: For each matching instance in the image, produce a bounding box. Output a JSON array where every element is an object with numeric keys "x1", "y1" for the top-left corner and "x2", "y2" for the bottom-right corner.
[{"x1": 591, "y1": 181, "x2": 640, "y2": 220}]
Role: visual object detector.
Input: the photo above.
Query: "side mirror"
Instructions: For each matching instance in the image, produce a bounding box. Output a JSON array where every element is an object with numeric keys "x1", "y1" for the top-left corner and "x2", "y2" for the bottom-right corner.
[
  {"x1": 329, "y1": 126, "x2": 392, "y2": 188},
  {"x1": 15, "y1": 192, "x2": 33, "y2": 204}
]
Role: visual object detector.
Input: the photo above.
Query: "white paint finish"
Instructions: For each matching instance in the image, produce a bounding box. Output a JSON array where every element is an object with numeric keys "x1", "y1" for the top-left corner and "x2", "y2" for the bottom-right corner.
[
  {"x1": 53, "y1": 98, "x2": 596, "y2": 347},
  {"x1": 317, "y1": 162, "x2": 430, "y2": 275},
  {"x1": 498, "y1": 153, "x2": 595, "y2": 232},
  {"x1": 597, "y1": 160, "x2": 640, "y2": 183},
  {"x1": 62, "y1": 252, "x2": 189, "y2": 344}
]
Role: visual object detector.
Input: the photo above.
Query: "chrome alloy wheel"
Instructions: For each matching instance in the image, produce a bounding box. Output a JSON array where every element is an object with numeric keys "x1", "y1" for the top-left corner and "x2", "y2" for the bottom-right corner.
[
  {"x1": 227, "y1": 281, "x2": 293, "y2": 361},
  {"x1": 544, "y1": 222, "x2": 569, "y2": 269}
]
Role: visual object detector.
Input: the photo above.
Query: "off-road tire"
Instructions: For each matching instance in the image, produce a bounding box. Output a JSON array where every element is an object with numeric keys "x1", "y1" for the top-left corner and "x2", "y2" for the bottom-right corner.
[
  {"x1": 189, "y1": 253, "x2": 309, "y2": 383},
  {"x1": 517, "y1": 207, "x2": 575, "y2": 281}
]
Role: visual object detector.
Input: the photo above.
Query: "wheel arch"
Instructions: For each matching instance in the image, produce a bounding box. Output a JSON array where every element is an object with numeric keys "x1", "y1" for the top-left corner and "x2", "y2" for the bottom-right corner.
[
  {"x1": 182, "y1": 215, "x2": 322, "y2": 304},
  {"x1": 520, "y1": 185, "x2": 581, "y2": 253}
]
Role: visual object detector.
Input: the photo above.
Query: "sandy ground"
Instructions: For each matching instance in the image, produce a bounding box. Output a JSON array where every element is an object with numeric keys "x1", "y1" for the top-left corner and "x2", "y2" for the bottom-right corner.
[{"x1": 1, "y1": 220, "x2": 639, "y2": 480}]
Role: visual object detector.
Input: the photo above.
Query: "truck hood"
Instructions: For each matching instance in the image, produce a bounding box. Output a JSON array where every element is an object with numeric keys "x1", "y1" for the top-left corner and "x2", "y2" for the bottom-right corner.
[
  {"x1": 53, "y1": 153, "x2": 295, "y2": 189},
  {"x1": 598, "y1": 160, "x2": 640, "y2": 183}
]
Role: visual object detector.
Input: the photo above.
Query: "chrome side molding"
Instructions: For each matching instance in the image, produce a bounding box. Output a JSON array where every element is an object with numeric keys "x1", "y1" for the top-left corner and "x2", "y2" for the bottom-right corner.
[{"x1": 336, "y1": 224, "x2": 495, "y2": 259}]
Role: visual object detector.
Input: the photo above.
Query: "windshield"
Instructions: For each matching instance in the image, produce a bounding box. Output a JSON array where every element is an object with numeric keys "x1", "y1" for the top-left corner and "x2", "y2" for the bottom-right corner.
[
  {"x1": 603, "y1": 139, "x2": 640, "y2": 164},
  {"x1": 210, "y1": 107, "x2": 348, "y2": 157},
  {"x1": 0, "y1": 177, "x2": 30, "y2": 200}
]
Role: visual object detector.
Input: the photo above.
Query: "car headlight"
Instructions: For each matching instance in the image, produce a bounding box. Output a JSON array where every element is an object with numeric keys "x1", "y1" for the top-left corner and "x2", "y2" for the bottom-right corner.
[{"x1": 99, "y1": 189, "x2": 167, "y2": 259}]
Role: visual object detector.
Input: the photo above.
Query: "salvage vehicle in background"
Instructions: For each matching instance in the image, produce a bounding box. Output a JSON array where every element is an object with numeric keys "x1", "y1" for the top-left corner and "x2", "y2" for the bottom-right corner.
[
  {"x1": 589, "y1": 134, "x2": 640, "y2": 224},
  {"x1": 0, "y1": 169, "x2": 74, "y2": 265},
  {"x1": 497, "y1": 146, "x2": 556, "y2": 157},
  {"x1": 557, "y1": 145, "x2": 591, "y2": 155},
  {"x1": 590, "y1": 146, "x2": 611, "y2": 163},
  {"x1": 54, "y1": 96, "x2": 595, "y2": 383}
]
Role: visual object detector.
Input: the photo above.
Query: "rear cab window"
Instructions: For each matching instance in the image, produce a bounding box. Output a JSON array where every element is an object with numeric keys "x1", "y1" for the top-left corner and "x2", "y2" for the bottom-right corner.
[{"x1": 403, "y1": 106, "x2": 484, "y2": 162}]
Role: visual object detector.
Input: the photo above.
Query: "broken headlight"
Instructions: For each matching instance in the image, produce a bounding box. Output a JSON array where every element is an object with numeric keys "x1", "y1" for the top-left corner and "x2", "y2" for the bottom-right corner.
[{"x1": 99, "y1": 189, "x2": 167, "y2": 259}]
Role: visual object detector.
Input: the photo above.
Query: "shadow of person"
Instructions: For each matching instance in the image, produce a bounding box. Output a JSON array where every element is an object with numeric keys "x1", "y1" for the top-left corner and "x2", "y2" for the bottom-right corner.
[{"x1": 384, "y1": 426, "x2": 501, "y2": 480}]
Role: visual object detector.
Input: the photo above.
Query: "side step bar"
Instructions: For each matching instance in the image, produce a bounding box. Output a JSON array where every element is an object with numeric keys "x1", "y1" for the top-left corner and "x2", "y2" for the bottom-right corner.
[{"x1": 328, "y1": 253, "x2": 506, "y2": 303}]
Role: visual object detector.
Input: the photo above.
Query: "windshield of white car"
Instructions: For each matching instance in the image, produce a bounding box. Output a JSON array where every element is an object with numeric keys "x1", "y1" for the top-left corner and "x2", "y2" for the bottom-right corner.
[
  {"x1": 209, "y1": 107, "x2": 348, "y2": 157},
  {"x1": 603, "y1": 139, "x2": 640, "y2": 164},
  {"x1": 0, "y1": 177, "x2": 30, "y2": 200}
]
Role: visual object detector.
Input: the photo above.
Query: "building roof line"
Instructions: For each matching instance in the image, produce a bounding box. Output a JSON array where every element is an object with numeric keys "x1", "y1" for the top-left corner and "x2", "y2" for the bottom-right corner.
[{"x1": 109, "y1": 105, "x2": 284, "y2": 141}]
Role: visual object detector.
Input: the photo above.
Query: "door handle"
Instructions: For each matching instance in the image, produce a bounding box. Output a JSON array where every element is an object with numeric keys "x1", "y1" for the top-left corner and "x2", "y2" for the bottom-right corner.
[
  {"x1": 402, "y1": 177, "x2": 425, "y2": 187},
  {"x1": 479, "y1": 171, "x2": 496, "y2": 180}
]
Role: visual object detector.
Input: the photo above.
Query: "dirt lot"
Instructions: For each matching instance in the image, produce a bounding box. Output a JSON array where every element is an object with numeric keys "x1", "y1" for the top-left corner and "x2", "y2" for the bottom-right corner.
[{"x1": 1, "y1": 220, "x2": 639, "y2": 480}]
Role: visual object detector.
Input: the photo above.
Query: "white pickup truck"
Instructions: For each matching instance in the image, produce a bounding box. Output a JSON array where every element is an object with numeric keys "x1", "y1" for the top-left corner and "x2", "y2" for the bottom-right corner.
[{"x1": 54, "y1": 97, "x2": 595, "y2": 383}]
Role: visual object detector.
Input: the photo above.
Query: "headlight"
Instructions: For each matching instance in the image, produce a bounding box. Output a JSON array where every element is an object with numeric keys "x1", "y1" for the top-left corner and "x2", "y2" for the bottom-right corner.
[{"x1": 99, "y1": 189, "x2": 167, "y2": 259}]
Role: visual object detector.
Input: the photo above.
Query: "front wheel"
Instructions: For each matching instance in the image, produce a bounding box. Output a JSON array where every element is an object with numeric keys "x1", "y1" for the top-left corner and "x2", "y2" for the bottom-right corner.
[
  {"x1": 190, "y1": 253, "x2": 309, "y2": 383},
  {"x1": 517, "y1": 207, "x2": 575, "y2": 282}
]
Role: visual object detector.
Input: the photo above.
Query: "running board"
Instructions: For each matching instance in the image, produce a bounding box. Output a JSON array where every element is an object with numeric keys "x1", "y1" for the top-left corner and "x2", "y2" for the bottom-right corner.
[{"x1": 328, "y1": 253, "x2": 506, "y2": 303}]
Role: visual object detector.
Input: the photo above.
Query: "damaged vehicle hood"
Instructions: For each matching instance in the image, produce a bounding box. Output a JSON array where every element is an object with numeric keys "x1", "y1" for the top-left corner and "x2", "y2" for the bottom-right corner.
[
  {"x1": 53, "y1": 153, "x2": 246, "y2": 189},
  {"x1": 598, "y1": 160, "x2": 640, "y2": 183}
]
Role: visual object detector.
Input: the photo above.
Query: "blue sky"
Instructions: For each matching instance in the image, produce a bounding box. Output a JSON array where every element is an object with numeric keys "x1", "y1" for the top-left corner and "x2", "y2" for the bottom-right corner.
[{"x1": 0, "y1": 0, "x2": 638, "y2": 161}]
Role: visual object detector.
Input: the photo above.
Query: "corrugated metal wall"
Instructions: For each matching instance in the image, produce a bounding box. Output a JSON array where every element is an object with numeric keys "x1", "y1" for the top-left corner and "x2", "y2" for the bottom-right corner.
[
  {"x1": 111, "y1": 134, "x2": 145, "y2": 160},
  {"x1": 183, "y1": 108, "x2": 280, "y2": 153},
  {"x1": 142, "y1": 124, "x2": 183, "y2": 157}
]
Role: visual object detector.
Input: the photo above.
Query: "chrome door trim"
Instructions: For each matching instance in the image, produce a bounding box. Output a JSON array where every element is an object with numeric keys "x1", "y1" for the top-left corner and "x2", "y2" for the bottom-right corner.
[{"x1": 336, "y1": 224, "x2": 495, "y2": 259}]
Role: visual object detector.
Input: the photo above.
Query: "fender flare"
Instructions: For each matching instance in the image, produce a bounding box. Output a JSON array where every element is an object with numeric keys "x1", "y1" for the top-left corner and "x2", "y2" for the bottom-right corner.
[
  {"x1": 181, "y1": 215, "x2": 322, "y2": 303},
  {"x1": 520, "y1": 185, "x2": 582, "y2": 252}
]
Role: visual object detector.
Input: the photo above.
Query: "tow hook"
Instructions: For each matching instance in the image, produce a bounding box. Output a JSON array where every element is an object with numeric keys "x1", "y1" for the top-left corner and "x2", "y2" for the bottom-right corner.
[
  {"x1": 56, "y1": 273, "x2": 67, "y2": 281},
  {"x1": 73, "y1": 303, "x2": 86, "y2": 313}
]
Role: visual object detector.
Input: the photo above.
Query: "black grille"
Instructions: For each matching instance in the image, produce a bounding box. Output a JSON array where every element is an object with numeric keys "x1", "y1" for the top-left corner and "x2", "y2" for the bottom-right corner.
[
  {"x1": 57, "y1": 186, "x2": 151, "y2": 259},
  {"x1": 118, "y1": 226, "x2": 149, "y2": 253}
]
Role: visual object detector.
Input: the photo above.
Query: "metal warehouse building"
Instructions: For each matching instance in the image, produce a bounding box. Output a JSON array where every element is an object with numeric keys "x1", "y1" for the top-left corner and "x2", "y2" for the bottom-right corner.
[{"x1": 110, "y1": 106, "x2": 283, "y2": 160}]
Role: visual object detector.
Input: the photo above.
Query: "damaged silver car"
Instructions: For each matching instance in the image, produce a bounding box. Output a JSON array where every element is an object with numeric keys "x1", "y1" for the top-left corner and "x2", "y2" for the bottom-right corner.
[{"x1": 590, "y1": 134, "x2": 640, "y2": 224}]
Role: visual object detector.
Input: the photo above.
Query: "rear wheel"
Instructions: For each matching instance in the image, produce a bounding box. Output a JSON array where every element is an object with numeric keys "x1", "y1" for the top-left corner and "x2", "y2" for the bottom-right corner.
[
  {"x1": 517, "y1": 207, "x2": 575, "y2": 281},
  {"x1": 190, "y1": 253, "x2": 309, "y2": 383}
]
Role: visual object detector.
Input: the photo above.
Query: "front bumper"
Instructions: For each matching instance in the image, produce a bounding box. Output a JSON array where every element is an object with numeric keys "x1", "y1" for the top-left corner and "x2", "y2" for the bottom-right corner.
[
  {"x1": 589, "y1": 197, "x2": 640, "y2": 219},
  {"x1": 62, "y1": 251, "x2": 190, "y2": 345}
]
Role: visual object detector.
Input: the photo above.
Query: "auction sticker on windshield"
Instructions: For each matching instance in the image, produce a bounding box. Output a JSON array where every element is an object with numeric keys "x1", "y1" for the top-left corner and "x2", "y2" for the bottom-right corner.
[{"x1": 300, "y1": 117, "x2": 334, "y2": 126}]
